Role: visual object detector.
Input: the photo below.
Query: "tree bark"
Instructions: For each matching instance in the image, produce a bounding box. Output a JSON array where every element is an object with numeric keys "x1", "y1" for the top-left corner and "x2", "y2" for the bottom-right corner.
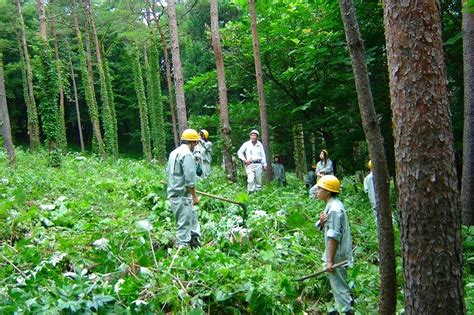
[
  {"x1": 383, "y1": 1, "x2": 465, "y2": 313},
  {"x1": 167, "y1": 0, "x2": 188, "y2": 135},
  {"x1": 16, "y1": 0, "x2": 40, "y2": 150},
  {"x1": 146, "y1": 2, "x2": 179, "y2": 148},
  {"x1": 210, "y1": 0, "x2": 235, "y2": 182},
  {"x1": 338, "y1": 0, "x2": 397, "y2": 313},
  {"x1": 72, "y1": 0, "x2": 106, "y2": 160},
  {"x1": 292, "y1": 124, "x2": 306, "y2": 180},
  {"x1": 68, "y1": 50, "x2": 84, "y2": 152},
  {"x1": 249, "y1": 0, "x2": 273, "y2": 181},
  {"x1": 0, "y1": 54, "x2": 16, "y2": 168},
  {"x1": 49, "y1": 0, "x2": 67, "y2": 149},
  {"x1": 84, "y1": 0, "x2": 117, "y2": 159},
  {"x1": 462, "y1": 0, "x2": 474, "y2": 225}
]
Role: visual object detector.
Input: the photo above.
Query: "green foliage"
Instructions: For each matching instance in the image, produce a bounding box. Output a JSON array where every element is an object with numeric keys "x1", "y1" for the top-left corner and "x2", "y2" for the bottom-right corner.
[
  {"x1": 145, "y1": 42, "x2": 166, "y2": 162},
  {"x1": 131, "y1": 45, "x2": 152, "y2": 161}
]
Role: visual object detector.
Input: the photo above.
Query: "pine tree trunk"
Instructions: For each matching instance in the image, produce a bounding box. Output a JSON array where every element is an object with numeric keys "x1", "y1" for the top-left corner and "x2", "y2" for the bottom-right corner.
[
  {"x1": 151, "y1": 10, "x2": 179, "y2": 147},
  {"x1": 210, "y1": 0, "x2": 235, "y2": 182},
  {"x1": 292, "y1": 125, "x2": 302, "y2": 179},
  {"x1": 68, "y1": 50, "x2": 84, "y2": 152},
  {"x1": 338, "y1": 0, "x2": 397, "y2": 313},
  {"x1": 132, "y1": 46, "x2": 152, "y2": 161},
  {"x1": 462, "y1": 0, "x2": 474, "y2": 226},
  {"x1": 310, "y1": 132, "x2": 316, "y2": 165},
  {"x1": 16, "y1": 0, "x2": 40, "y2": 150},
  {"x1": 85, "y1": 0, "x2": 117, "y2": 159},
  {"x1": 249, "y1": 0, "x2": 273, "y2": 181},
  {"x1": 383, "y1": 1, "x2": 465, "y2": 313},
  {"x1": 49, "y1": 0, "x2": 67, "y2": 149},
  {"x1": 72, "y1": 0, "x2": 106, "y2": 160},
  {"x1": 0, "y1": 54, "x2": 16, "y2": 168}
]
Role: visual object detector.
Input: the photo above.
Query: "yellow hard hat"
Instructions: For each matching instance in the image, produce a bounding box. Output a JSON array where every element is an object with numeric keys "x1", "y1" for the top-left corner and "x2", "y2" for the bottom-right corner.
[
  {"x1": 316, "y1": 175, "x2": 340, "y2": 193},
  {"x1": 368, "y1": 160, "x2": 372, "y2": 170},
  {"x1": 181, "y1": 129, "x2": 200, "y2": 141},
  {"x1": 200, "y1": 129, "x2": 209, "y2": 140}
]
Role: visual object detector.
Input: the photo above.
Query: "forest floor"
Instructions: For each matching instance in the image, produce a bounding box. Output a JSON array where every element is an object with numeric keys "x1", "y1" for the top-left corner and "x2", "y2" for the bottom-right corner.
[{"x1": 0, "y1": 150, "x2": 472, "y2": 314}]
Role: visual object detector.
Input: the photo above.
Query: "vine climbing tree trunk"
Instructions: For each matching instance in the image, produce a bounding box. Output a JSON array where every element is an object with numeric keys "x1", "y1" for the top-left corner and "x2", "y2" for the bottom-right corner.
[
  {"x1": 68, "y1": 50, "x2": 84, "y2": 152},
  {"x1": 210, "y1": 0, "x2": 235, "y2": 182},
  {"x1": 338, "y1": 0, "x2": 397, "y2": 313},
  {"x1": 49, "y1": 0, "x2": 67, "y2": 149},
  {"x1": 383, "y1": 0, "x2": 465, "y2": 313},
  {"x1": 85, "y1": 0, "x2": 118, "y2": 159},
  {"x1": 167, "y1": 0, "x2": 187, "y2": 134},
  {"x1": 0, "y1": 54, "x2": 16, "y2": 168},
  {"x1": 462, "y1": 0, "x2": 474, "y2": 226},
  {"x1": 249, "y1": 0, "x2": 272, "y2": 181},
  {"x1": 146, "y1": 1, "x2": 179, "y2": 147},
  {"x1": 72, "y1": 0, "x2": 106, "y2": 160},
  {"x1": 16, "y1": 0, "x2": 40, "y2": 151}
]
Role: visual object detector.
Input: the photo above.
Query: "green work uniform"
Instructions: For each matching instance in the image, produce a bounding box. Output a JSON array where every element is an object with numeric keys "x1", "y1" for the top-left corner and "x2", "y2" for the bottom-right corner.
[
  {"x1": 167, "y1": 144, "x2": 200, "y2": 247},
  {"x1": 322, "y1": 197, "x2": 353, "y2": 313}
]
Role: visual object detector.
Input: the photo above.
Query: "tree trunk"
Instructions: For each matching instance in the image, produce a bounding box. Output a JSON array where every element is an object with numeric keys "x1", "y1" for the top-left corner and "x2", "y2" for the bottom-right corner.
[
  {"x1": 132, "y1": 46, "x2": 152, "y2": 161},
  {"x1": 144, "y1": 43, "x2": 166, "y2": 162},
  {"x1": 210, "y1": 0, "x2": 235, "y2": 182},
  {"x1": 292, "y1": 123, "x2": 305, "y2": 180},
  {"x1": 85, "y1": 0, "x2": 117, "y2": 159},
  {"x1": 68, "y1": 50, "x2": 84, "y2": 152},
  {"x1": 462, "y1": 0, "x2": 474, "y2": 226},
  {"x1": 72, "y1": 0, "x2": 106, "y2": 160},
  {"x1": 102, "y1": 52, "x2": 119, "y2": 157},
  {"x1": 249, "y1": 0, "x2": 273, "y2": 181},
  {"x1": 166, "y1": 0, "x2": 187, "y2": 135},
  {"x1": 383, "y1": 1, "x2": 465, "y2": 313},
  {"x1": 310, "y1": 132, "x2": 316, "y2": 166},
  {"x1": 49, "y1": 0, "x2": 67, "y2": 149},
  {"x1": 0, "y1": 54, "x2": 16, "y2": 168},
  {"x1": 338, "y1": 0, "x2": 397, "y2": 313},
  {"x1": 16, "y1": 0, "x2": 40, "y2": 150},
  {"x1": 148, "y1": 4, "x2": 179, "y2": 147}
]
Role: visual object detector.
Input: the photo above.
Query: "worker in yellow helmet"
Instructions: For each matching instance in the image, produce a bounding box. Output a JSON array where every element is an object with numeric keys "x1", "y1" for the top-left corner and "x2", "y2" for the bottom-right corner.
[
  {"x1": 314, "y1": 175, "x2": 354, "y2": 314},
  {"x1": 193, "y1": 129, "x2": 212, "y2": 179},
  {"x1": 166, "y1": 129, "x2": 201, "y2": 248}
]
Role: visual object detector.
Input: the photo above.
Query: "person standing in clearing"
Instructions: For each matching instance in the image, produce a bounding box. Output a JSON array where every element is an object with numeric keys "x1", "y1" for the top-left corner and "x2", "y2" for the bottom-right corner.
[
  {"x1": 237, "y1": 130, "x2": 267, "y2": 193},
  {"x1": 271, "y1": 155, "x2": 286, "y2": 186},
  {"x1": 194, "y1": 129, "x2": 212, "y2": 179},
  {"x1": 315, "y1": 175, "x2": 354, "y2": 315},
  {"x1": 309, "y1": 150, "x2": 334, "y2": 198},
  {"x1": 364, "y1": 160, "x2": 378, "y2": 226},
  {"x1": 305, "y1": 164, "x2": 317, "y2": 189},
  {"x1": 167, "y1": 129, "x2": 201, "y2": 248}
]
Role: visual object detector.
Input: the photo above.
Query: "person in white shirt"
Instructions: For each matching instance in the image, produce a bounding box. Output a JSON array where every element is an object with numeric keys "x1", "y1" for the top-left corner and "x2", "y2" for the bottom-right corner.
[
  {"x1": 364, "y1": 160, "x2": 378, "y2": 226},
  {"x1": 193, "y1": 129, "x2": 212, "y2": 178},
  {"x1": 237, "y1": 130, "x2": 267, "y2": 193}
]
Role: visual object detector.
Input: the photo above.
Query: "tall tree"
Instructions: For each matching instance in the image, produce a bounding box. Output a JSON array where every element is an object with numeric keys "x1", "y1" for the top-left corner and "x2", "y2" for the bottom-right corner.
[
  {"x1": 145, "y1": 1, "x2": 179, "y2": 147},
  {"x1": 167, "y1": 0, "x2": 188, "y2": 134},
  {"x1": 15, "y1": 0, "x2": 40, "y2": 150},
  {"x1": 132, "y1": 46, "x2": 152, "y2": 161},
  {"x1": 49, "y1": 0, "x2": 67, "y2": 149},
  {"x1": 249, "y1": 0, "x2": 272, "y2": 180},
  {"x1": 210, "y1": 0, "x2": 235, "y2": 181},
  {"x1": 292, "y1": 123, "x2": 306, "y2": 179},
  {"x1": 383, "y1": 1, "x2": 465, "y2": 313},
  {"x1": 0, "y1": 53, "x2": 16, "y2": 168},
  {"x1": 84, "y1": 0, "x2": 118, "y2": 159},
  {"x1": 37, "y1": 0, "x2": 62, "y2": 166},
  {"x1": 338, "y1": 0, "x2": 397, "y2": 313},
  {"x1": 144, "y1": 43, "x2": 166, "y2": 162},
  {"x1": 72, "y1": 0, "x2": 106, "y2": 159},
  {"x1": 68, "y1": 49, "x2": 84, "y2": 152},
  {"x1": 462, "y1": 0, "x2": 474, "y2": 226}
]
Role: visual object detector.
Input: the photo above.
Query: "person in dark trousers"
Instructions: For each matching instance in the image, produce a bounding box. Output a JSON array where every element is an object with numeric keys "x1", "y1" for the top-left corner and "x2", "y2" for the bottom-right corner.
[{"x1": 271, "y1": 155, "x2": 286, "y2": 186}]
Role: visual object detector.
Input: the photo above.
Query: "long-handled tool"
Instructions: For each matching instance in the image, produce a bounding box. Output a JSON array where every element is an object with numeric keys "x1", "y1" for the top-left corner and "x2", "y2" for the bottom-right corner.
[
  {"x1": 294, "y1": 260, "x2": 349, "y2": 281},
  {"x1": 196, "y1": 190, "x2": 248, "y2": 223}
]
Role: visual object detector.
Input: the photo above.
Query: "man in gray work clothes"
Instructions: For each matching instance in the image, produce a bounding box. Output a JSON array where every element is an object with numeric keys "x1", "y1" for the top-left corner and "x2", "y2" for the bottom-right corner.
[{"x1": 167, "y1": 129, "x2": 201, "y2": 248}]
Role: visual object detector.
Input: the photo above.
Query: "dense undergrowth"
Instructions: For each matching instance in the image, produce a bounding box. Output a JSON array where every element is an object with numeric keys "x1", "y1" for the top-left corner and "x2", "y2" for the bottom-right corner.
[{"x1": 0, "y1": 150, "x2": 473, "y2": 314}]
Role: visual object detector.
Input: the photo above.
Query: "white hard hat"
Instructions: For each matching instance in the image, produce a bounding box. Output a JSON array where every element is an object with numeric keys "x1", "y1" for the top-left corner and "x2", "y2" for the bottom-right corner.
[{"x1": 250, "y1": 129, "x2": 259, "y2": 136}]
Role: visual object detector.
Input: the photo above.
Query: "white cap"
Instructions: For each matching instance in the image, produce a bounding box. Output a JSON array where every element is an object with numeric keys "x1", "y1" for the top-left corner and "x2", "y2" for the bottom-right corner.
[{"x1": 250, "y1": 129, "x2": 259, "y2": 136}]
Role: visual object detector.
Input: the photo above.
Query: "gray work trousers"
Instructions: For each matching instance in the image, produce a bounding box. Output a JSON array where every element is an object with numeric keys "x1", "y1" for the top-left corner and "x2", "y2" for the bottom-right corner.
[
  {"x1": 169, "y1": 197, "x2": 201, "y2": 247},
  {"x1": 328, "y1": 266, "x2": 353, "y2": 313}
]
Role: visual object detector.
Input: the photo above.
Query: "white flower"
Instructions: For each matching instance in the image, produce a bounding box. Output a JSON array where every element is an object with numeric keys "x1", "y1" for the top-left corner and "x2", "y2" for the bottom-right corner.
[
  {"x1": 133, "y1": 299, "x2": 148, "y2": 306},
  {"x1": 114, "y1": 279, "x2": 125, "y2": 294}
]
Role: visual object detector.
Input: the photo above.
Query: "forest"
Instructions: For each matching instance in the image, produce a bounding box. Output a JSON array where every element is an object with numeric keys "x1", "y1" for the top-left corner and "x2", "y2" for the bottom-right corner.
[{"x1": 0, "y1": 0, "x2": 473, "y2": 314}]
